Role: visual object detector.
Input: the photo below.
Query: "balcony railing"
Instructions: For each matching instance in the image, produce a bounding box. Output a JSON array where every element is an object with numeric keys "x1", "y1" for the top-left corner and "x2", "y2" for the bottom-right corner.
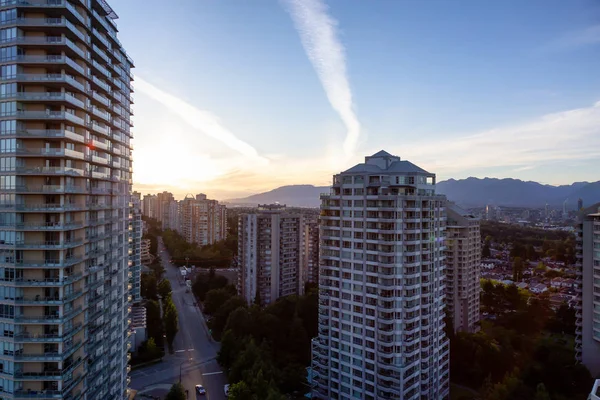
[{"x1": 1, "y1": 73, "x2": 84, "y2": 91}]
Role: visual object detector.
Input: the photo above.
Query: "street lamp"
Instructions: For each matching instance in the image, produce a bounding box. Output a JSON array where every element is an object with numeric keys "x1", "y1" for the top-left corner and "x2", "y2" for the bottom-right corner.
[
  {"x1": 175, "y1": 348, "x2": 194, "y2": 383},
  {"x1": 179, "y1": 357, "x2": 192, "y2": 383}
]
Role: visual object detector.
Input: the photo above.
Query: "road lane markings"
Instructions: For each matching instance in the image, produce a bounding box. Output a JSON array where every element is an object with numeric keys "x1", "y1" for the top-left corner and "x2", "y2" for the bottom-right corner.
[{"x1": 202, "y1": 371, "x2": 223, "y2": 376}]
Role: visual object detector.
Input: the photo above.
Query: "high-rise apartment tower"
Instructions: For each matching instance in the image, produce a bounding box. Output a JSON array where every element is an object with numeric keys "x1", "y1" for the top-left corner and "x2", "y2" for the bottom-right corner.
[
  {"x1": 0, "y1": 0, "x2": 134, "y2": 398},
  {"x1": 445, "y1": 203, "x2": 480, "y2": 333},
  {"x1": 300, "y1": 217, "x2": 319, "y2": 294},
  {"x1": 179, "y1": 194, "x2": 227, "y2": 246},
  {"x1": 575, "y1": 203, "x2": 600, "y2": 376},
  {"x1": 130, "y1": 193, "x2": 142, "y2": 303},
  {"x1": 237, "y1": 204, "x2": 304, "y2": 306},
  {"x1": 313, "y1": 151, "x2": 450, "y2": 400}
]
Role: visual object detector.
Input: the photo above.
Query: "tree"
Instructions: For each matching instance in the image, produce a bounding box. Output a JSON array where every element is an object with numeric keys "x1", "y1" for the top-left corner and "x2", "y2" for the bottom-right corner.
[
  {"x1": 163, "y1": 298, "x2": 179, "y2": 348},
  {"x1": 158, "y1": 279, "x2": 172, "y2": 299},
  {"x1": 141, "y1": 273, "x2": 158, "y2": 300},
  {"x1": 526, "y1": 244, "x2": 538, "y2": 261},
  {"x1": 227, "y1": 381, "x2": 253, "y2": 400},
  {"x1": 145, "y1": 337, "x2": 159, "y2": 358},
  {"x1": 482, "y1": 239, "x2": 492, "y2": 258},
  {"x1": 548, "y1": 303, "x2": 576, "y2": 334},
  {"x1": 165, "y1": 382, "x2": 186, "y2": 400},
  {"x1": 512, "y1": 257, "x2": 524, "y2": 282},
  {"x1": 204, "y1": 288, "x2": 234, "y2": 315},
  {"x1": 211, "y1": 296, "x2": 247, "y2": 339},
  {"x1": 254, "y1": 290, "x2": 262, "y2": 307},
  {"x1": 534, "y1": 383, "x2": 550, "y2": 400},
  {"x1": 145, "y1": 300, "x2": 163, "y2": 345}
]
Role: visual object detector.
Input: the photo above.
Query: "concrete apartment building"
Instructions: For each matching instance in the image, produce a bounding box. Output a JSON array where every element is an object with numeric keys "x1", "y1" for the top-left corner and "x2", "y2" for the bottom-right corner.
[
  {"x1": 445, "y1": 203, "x2": 481, "y2": 333},
  {"x1": 312, "y1": 151, "x2": 450, "y2": 400},
  {"x1": 575, "y1": 203, "x2": 600, "y2": 376},
  {"x1": 0, "y1": 0, "x2": 135, "y2": 398},
  {"x1": 300, "y1": 217, "x2": 319, "y2": 294},
  {"x1": 130, "y1": 193, "x2": 142, "y2": 303},
  {"x1": 237, "y1": 204, "x2": 305, "y2": 306},
  {"x1": 142, "y1": 193, "x2": 156, "y2": 219},
  {"x1": 180, "y1": 194, "x2": 227, "y2": 246}
]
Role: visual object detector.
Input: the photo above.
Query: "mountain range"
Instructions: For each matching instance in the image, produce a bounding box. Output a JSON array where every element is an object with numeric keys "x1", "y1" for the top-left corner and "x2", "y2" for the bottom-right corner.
[{"x1": 225, "y1": 178, "x2": 600, "y2": 209}]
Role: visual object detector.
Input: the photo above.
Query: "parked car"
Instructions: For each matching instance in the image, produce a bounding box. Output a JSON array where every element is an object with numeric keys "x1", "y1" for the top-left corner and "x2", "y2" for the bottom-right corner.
[{"x1": 224, "y1": 384, "x2": 230, "y2": 397}]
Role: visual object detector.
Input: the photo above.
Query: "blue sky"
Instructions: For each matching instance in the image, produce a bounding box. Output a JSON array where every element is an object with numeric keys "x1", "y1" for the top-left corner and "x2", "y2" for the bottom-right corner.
[{"x1": 112, "y1": 0, "x2": 600, "y2": 199}]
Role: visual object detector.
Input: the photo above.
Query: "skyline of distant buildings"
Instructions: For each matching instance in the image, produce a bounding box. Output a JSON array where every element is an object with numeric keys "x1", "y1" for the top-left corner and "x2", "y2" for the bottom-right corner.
[{"x1": 141, "y1": 192, "x2": 227, "y2": 246}]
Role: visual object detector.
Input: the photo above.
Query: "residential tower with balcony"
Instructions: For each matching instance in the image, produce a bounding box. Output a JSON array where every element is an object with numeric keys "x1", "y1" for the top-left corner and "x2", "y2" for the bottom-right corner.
[
  {"x1": 312, "y1": 151, "x2": 450, "y2": 400},
  {"x1": 0, "y1": 0, "x2": 134, "y2": 398}
]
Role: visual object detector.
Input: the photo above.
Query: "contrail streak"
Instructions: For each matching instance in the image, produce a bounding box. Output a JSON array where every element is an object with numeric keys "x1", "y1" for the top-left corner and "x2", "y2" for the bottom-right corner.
[
  {"x1": 135, "y1": 76, "x2": 268, "y2": 164},
  {"x1": 283, "y1": 0, "x2": 360, "y2": 157}
]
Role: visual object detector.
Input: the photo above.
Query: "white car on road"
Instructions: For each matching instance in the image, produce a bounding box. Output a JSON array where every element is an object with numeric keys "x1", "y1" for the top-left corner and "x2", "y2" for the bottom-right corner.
[{"x1": 195, "y1": 384, "x2": 206, "y2": 395}]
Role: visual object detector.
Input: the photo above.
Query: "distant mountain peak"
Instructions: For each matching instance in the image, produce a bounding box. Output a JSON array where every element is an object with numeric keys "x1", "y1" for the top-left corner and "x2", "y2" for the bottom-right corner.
[
  {"x1": 437, "y1": 178, "x2": 600, "y2": 207},
  {"x1": 225, "y1": 179, "x2": 600, "y2": 209}
]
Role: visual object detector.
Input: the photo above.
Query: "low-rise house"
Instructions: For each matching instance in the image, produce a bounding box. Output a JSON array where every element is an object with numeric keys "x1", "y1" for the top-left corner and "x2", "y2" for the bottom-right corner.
[
  {"x1": 515, "y1": 282, "x2": 528, "y2": 290},
  {"x1": 530, "y1": 283, "x2": 548, "y2": 294}
]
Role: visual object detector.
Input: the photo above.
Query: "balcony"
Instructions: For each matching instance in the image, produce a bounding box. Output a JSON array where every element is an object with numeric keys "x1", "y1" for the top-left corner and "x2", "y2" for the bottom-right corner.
[
  {"x1": 91, "y1": 59, "x2": 112, "y2": 81},
  {"x1": 14, "y1": 340, "x2": 83, "y2": 361},
  {"x1": 5, "y1": 273, "x2": 83, "y2": 287},
  {"x1": 91, "y1": 27, "x2": 111, "y2": 49},
  {"x1": 1, "y1": 17, "x2": 85, "y2": 42},
  {"x1": 0, "y1": 221, "x2": 84, "y2": 231},
  {"x1": 91, "y1": 75, "x2": 111, "y2": 94},
  {"x1": 6, "y1": 239, "x2": 83, "y2": 250},
  {"x1": 14, "y1": 290, "x2": 84, "y2": 306},
  {"x1": 12, "y1": 184, "x2": 86, "y2": 194},
  {"x1": 15, "y1": 202, "x2": 86, "y2": 212},
  {"x1": 15, "y1": 322, "x2": 83, "y2": 343},
  {"x1": 1, "y1": 92, "x2": 85, "y2": 109},
  {"x1": 14, "y1": 166, "x2": 86, "y2": 177},
  {"x1": 90, "y1": 90, "x2": 111, "y2": 108},
  {"x1": 14, "y1": 148, "x2": 85, "y2": 159},
  {"x1": 4, "y1": 256, "x2": 84, "y2": 268},
  {"x1": 14, "y1": 305, "x2": 83, "y2": 323},
  {"x1": 4, "y1": 109, "x2": 85, "y2": 124},
  {"x1": 13, "y1": 128, "x2": 84, "y2": 143},
  {"x1": 89, "y1": 121, "x2": 109, "y2": 136},
  {"x1": 10, "y1": 53, "x2": 84, "y2": 76}
]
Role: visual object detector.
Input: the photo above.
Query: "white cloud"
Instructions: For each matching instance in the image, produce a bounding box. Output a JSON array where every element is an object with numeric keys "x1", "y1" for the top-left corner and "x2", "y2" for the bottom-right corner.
[
  {"x1": 134, "y1": 76, "x2": 269, "y2": 165},
  {"x1": 399, "y1": 101, "x2": 600, "y2": 175},
  {"x1": 283, "y1": 0, "x2": 361, "y2": 158}
]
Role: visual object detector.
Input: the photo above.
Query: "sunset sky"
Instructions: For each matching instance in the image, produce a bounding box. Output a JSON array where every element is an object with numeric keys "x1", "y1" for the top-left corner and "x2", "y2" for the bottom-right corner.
[{"x1": 113, "y1": 0, "x2": 600, "y2": 199}]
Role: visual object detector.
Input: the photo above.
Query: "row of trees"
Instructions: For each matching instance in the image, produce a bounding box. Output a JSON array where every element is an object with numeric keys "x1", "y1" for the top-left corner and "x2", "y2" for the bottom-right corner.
[
  {"x1": 190, "y1": 270, "x2": 318, "y2": 399},
  {"x1": 481, "y1": 222, "x2": 576, "y2": 264},
  {"x1": 449, "y1": 280, "x2": 591, "y2": 399},
  {"x1": 161, "y1": 228, "x2": 238, "y2": 268},
  {"x1": 218, "y1": 290, "x2": 318, "y2": 399}
]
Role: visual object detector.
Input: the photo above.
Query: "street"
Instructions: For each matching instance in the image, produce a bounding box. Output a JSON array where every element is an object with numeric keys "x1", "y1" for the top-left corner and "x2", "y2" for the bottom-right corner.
[{"x1": 130, "y1": 237, "x2": 228, "y2": 400}]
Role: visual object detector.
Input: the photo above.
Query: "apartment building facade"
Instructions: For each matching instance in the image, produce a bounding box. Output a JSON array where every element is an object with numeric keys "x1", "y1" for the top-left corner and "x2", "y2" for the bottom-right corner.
[
  {"x1": 300, "y1": 217, "x2": 319, "y2": 294},
  {"x1": 575, "y1": 203, "x2": 600, "y2": 376},
  {"x1": 313, "y1": 151, "x2": 450, "y2": 400},
  {"x1": 130, "y1": 193, "x2": 141, "y2": 303},
  {"x1": 445, "y1": 203, "x2": 480, "y2": 333},
  {"x1": 179, "y1": 194, "x2": 227, "y2": 246},
  {"x1": 237, "y1": 204, "x2": 304, "y2": 306},
  {"x1": 141, "y1": 193, "x2": 156, "y2": 220},
  {"x1": 0, "y1": 0, "x2": 134, "y2": 398}
]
